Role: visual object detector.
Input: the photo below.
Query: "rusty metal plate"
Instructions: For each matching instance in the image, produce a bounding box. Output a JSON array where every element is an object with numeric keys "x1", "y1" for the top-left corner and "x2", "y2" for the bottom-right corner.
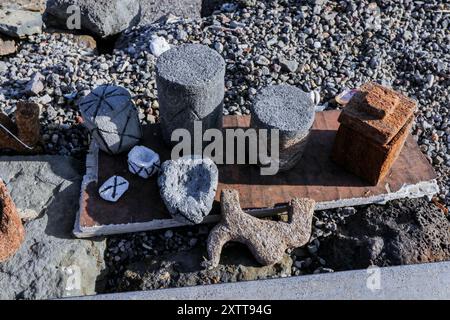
[{"x1": 74, "y1": 110, "x2": 438, "y2": 237}]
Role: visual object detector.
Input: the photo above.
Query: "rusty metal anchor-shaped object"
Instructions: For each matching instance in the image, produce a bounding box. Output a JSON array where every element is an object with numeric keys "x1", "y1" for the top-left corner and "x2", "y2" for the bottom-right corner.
[{"x1": 203, "y1": 189, "x2": 315, "y2": 268}]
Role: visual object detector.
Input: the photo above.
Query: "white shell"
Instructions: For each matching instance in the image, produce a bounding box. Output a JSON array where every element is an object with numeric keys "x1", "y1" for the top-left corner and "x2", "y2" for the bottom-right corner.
[
  {"x1": 309, "y1": 90, "x2": 321, "y2": 105},
  {"x1": 335, "y1": 89, "x2": 358, "y2": 105},
  {"x1": 99, "y1": 175, "x2": 129, "y2": 202},
  {"x1": 128, "y1": 145, "x2": 160, "y2": 179},
  {"x1": 149, "y1": 36, "x2": 170, "y2": 57}
]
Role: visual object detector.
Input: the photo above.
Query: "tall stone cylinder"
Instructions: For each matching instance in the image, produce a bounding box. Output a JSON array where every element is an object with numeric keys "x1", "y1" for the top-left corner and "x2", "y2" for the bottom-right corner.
[{"x1": 156, "y1": 44, "x2": 225, "y2": 146}]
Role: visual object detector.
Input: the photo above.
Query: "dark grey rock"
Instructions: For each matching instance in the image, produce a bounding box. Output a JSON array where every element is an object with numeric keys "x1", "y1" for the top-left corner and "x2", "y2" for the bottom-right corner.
[
  {"x1": 156, "y1": 44, "x2": 225, "y2": 145},
  {"x1": 251, "y1": 84, "x2": 315, "y2": 171},
  {"x1": 319, "y1": 198, "x2": 450, "y2": 271},
  {"x1": 279, "y1": 57, "x2": 298, "y2": 73},
  {"x1": 25, "y1": 71, "x2": 44, "y2": 96},
  {"x1": 0, "y1": 8, "x2": 42, "y2": 38},
  {"x1": 79, "y1": 85, "x2": 142, "y2": 155},
  {"x1": 158, "y1": 156, "x2": 218, "y2": 225},
  {"x1": 116, "y1": 246, "x2": 292, "y2": 291},
  {"x1": 45, "y1": 0, "x2": 140, "y2": 38},
  {"x1": 0, "y1": 156, "x2": 106, "y2": 299}
]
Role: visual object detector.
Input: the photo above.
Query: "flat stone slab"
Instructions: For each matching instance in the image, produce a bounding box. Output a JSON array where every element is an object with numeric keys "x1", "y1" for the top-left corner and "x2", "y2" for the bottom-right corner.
[
  {"x1": 0, "y1": 156, "x2": 106, "y2": 299},
  {"x1": 0, "y1": 8, "x2": 42, "y2": 38},
  {"x1": 75, "y1": 111, "x2": 438, "y2": 238}
]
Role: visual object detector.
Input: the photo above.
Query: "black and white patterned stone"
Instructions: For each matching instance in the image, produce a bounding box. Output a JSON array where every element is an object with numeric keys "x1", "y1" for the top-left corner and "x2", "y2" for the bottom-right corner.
[
  {"x1": 99, "y1": 175, "x2": 129, "y2": 202},
  {"x1": 79, "y1": 85, "x2": 142, "y2": 154},
  {"x1": 127, "y1": 145, "x2": 160, "y2": 179},
  {"x1": 158, "y1": 156, "x2": 218, "y2": 225}
]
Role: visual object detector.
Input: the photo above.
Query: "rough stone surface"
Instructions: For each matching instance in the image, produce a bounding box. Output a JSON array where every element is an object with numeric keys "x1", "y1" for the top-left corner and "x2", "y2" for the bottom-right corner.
[
  {"x1": 252, "y1": 84, "x2": 315, "y2": 133},
  {"x1": 45, "y1": 0, "x2": 140, "y2": 38},
  {"x1": 0, "y1": 156, "x2": 107, "y2": 299},
  {"x1": 156, "y1": 44, "x2": 225, "y2": 145},
  {"x1": 116, "y1": 246, "x2": 293, "y2": 291},
  {"x1": 0, "y1": 180, "x2": 25, "y2": 263},
  {"x1": 136, "y1": 0, "x2": 203, "y2": 27},
  {"x1": 0, "y1": 0, "x2": 46, "y2": 13},
  {"x1": 98, "y1": 175, "x2": 129, "y2": 202},
  {"x1": 127, "y1": 145, "x2": 160, "y2": 179},
  {"x1": 251, "y1": 84, "x2": 315, "y2": 171},
  {"x1": 203, "y1": 189, "x2": 315, "y2": 268},
  {"x1": 158, "y1": 156, "x2": 218, "y2": 225},
  {"x1": 0, "y1": 8, "x2": 42, "y2": 38},
  {"x1": 338, "y1": 82, "x2": 417, "y2": 145},
  {"x1": 278, "y1": 57, "x2": 299, "y2": 73},
  {"x1": 332, "y1": 119, "x2": 412, "y2": 185},
  {"x1": 333, "y1": 83, "x2": 417, "y2": 185},
  {"x1": 0, "y1": 101, "x2": 41, "y2": 153},
  {"x1": 25, "y1": 71, "x2": 44, "y2": 96},
  {"x1": 319, "y1": 197, "x2": 450, "y2": 271},
  {"x1": 0, "y1": 156, "x2": 79, "y2": 220},
  {"x1": 0, "y1": 37, "x2": 16, "y2": 56},
  {"x1": 79, "y1": 85, "x2": 142, "y2": 155}
]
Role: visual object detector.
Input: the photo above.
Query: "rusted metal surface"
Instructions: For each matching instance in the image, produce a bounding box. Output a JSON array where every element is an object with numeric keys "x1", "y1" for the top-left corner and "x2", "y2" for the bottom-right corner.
[{"x1": 77, "y1": 110, "x2": 437, "y2": 236}]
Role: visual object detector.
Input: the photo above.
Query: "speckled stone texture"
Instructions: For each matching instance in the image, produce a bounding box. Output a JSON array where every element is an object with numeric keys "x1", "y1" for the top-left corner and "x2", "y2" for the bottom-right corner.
[
  {"x1": 0, "y1": 179, "x2": 25, "y2": 263},
  {"x1": 338, "y1": 82, "x2": 417, "y2": 145},
  {"x1": 0, "y1": 101, "x2": 41, "y2": 153},
  {"x1": 158, "y1": 156, "x2": 218, "y2": 225},
  {"x1": 203, "y1": 189, "x2": 315, "y2": 268},
  {"x1": 45, "y1": 0, "x2": 140, "y2": 38},
  {"x1": 156, "y1": 44, "x2": 225, "y2": 145},
  {"x1": 332, "y1": 82, "x2": 417, "y2": 185},
  {"x1": 251, "y1": 84, "x2": 315, "y2": 171},
  {"x1": 79, "y1": 85, "x2": 142, "y2": 155}
]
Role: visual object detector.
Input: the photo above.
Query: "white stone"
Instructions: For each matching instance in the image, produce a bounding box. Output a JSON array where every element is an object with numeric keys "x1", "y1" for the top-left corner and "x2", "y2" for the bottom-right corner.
[
  {"x1": 98, "y1": 175, "x2": 129, "y2": 202},
  {"x1": 310, "y1": 89, "x2": 321, "y2": 105},
  {"x1": 128, "y1": 145, "x2": 160, "y2": 179},
  {"x1": 149, "y1": 36, "x2": 170, "y2": 57}
]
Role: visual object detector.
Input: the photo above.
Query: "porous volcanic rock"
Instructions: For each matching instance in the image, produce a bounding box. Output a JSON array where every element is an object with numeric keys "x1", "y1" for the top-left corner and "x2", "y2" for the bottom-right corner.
[
  {"x1": 0, "y1": 179, "x2": 25, "y2": 263},
  {"x1": 45, "y1": 0, "x2": 140, "y2": 38},
  {"x1": 319, "y1": 197, "x2": 450, "y2": 270},
  {"x1": 116, "y1": 245, "x2": 293, "y2": 292},
  {"x1": 158, "y1": 156, "x2": 218, "y2": 225},
  {"x1": 203, "y1": 189, "x2": 315, "y2": 268}
]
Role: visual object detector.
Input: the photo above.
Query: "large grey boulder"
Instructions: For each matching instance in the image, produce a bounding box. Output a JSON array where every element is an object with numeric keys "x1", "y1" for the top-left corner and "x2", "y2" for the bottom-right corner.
[
  {"x1": 158, "y1": 156, "x2": 218, "y2": 225},
  {"x1": 45, "y1": 0, "x2": 140, "y2": 38},
  {"x1": 0, "y1": 156, "x2": 106, "y2": 299},
  {"x1": 0, "y1": 8, "x2": 42, "y2": 38},
  {"x1": 79, "y1": 85, "x2": 142, "y2": 155}
]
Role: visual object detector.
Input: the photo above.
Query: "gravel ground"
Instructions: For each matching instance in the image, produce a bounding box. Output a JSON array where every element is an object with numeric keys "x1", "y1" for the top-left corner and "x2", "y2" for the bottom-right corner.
[{"x1": 0, "y1": 0, "x2": 449, "y2": 291}]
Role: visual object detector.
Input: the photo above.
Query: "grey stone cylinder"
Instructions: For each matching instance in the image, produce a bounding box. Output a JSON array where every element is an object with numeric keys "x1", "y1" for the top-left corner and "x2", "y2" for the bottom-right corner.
[
  {"x1": 156, "y1": 44, "x2": 225, "y2": 146},
  {"x1": 251, "y1": 84, "x2": 315, "y2": 171}
]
